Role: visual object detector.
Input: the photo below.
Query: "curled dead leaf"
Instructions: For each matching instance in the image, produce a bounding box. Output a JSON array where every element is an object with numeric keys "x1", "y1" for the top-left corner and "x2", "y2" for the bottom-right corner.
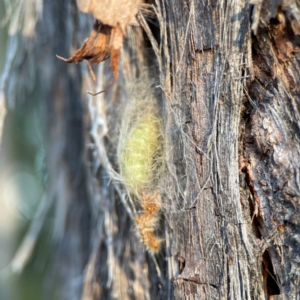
[
  {"x1": 57, "y1": 21, "x2": 123, "y2": 95},
  {"x1": 58, "y1": 0, "x2": 143, "y2": 95},
  {"x1": 57, "y1": 22, "x2": 112, "y2": 65}
]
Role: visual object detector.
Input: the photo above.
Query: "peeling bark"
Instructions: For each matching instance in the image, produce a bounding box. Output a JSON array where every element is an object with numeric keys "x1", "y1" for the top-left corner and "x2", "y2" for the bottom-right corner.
[{"x1": 244, "y1": 14, "x2": 300, "y2": 299}]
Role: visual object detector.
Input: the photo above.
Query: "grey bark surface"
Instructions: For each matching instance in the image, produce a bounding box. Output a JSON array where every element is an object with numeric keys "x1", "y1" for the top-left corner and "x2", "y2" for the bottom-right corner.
[
  {"x1": 158, "y1": 1, "x2": 257, "y2": 299},
  {"x1": 2, "y1": 0, "x2": 300, "y2": 299}
]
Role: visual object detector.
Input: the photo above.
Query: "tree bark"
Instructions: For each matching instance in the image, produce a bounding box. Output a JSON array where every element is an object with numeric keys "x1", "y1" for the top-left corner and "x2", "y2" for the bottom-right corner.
[
  {"x1": 2, "y1": 0, "x2": 300, "y2": 299},
  {"x1": 157, "y1": 0, "x2": 300, "y2": 298},
  {"x1": 159, "y1": 1, "x2": 256, "y2": 299}
]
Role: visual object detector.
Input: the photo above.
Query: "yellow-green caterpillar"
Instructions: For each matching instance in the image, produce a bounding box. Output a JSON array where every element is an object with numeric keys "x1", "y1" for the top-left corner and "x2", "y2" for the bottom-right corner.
[{"x1": 118, "y1": 87, "x2": 164, "y2": 251}]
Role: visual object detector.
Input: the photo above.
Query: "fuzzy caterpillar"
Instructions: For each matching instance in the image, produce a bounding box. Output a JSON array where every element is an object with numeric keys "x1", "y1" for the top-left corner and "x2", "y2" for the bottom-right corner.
[{"x1": 118, "y1": 88, "x2": 164, "y2": 252}]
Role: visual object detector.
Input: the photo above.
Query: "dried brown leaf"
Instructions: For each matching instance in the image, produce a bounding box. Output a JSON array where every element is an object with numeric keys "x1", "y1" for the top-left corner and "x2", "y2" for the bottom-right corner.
[
  {"x1": 57, "y1": 21, "x2": 123, "y2": 85},
  {"x1": 57, "y1": 21, "x2": 124, "y2": 95},
  {"x1": 57, "y1": 22, "x2": 112, "y2": 64},
  {"x1": 59, "y1": 0, "x2": 143, "y2": 92}
]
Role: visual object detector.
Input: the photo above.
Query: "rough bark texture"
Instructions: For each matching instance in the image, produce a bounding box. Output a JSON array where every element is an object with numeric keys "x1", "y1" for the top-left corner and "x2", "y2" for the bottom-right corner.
[
  {"x1": 158, "y1": 0, "x2": 257, "y2": 299},
  {"x1": 2, "y1": 0, "x2": 300, "y2": 299},
  {"x1": 156, "y1": 0, "x2": 300, "y2": 299},
  {"x1": 244, "y1": 3, "x2": 300, "y2": 297}
]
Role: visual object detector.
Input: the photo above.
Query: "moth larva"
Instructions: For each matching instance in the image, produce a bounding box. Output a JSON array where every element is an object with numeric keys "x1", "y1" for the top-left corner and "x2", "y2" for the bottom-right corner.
[{"x1": 118, "y1": 86, "x2": 164, "y2": 252}]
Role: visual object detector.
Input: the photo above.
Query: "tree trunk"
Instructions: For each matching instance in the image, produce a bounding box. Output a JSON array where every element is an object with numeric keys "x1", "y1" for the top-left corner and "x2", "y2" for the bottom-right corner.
[
  {"x1": 2, "y1": 0, "x2": 300, "y2": 299},
  {"x1": 159, "y1": 0, "x2": 255, "y2": 298}
]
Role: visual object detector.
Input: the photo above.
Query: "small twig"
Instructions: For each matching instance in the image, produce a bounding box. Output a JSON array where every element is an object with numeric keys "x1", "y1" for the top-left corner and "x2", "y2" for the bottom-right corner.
[
  {"x1": 88, "y1": 77, "x2": 114, "y2": 96},
  {"x1": 56, "y1": 54, "x2": 70, "y2": 62}
]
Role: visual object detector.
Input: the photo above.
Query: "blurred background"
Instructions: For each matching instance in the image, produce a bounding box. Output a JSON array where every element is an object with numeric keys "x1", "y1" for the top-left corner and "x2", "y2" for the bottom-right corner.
[
  {"x1": 0, "y1": 1, "x2": 163, "y2": 299},
  {"x1": 0, "y1": 1, "x2": 48, "y2": 299}
]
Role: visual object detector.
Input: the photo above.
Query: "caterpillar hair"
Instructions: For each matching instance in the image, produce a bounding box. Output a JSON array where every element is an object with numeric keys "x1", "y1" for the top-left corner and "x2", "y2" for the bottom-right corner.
[{"x1": 117, "y1": 82, "x2": 164, "y2": 252}]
